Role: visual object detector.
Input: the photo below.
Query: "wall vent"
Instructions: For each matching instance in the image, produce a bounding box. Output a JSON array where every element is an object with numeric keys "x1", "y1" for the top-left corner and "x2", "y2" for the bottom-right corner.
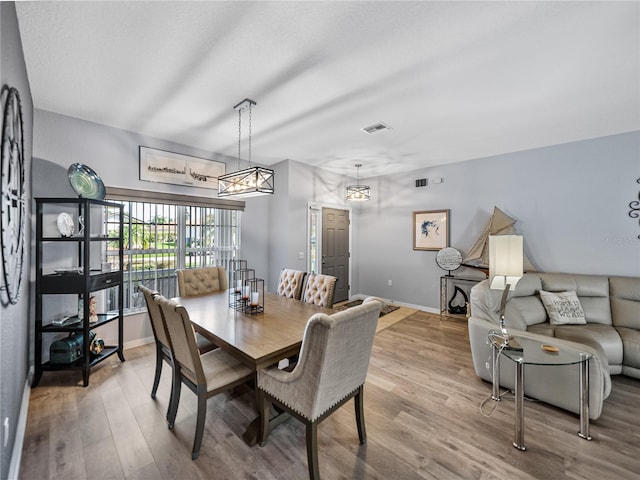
[
  {"x1": 361, "y1": 122, "x2": 392, "y2": 135},
  {"x1": 415, "y1": 178, "x2": 428, "y2": 187}
]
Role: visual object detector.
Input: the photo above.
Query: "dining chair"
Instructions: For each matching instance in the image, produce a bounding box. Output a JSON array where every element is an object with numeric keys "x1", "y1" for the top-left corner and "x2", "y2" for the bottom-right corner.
[
  {"x1": 257, "y1": 297, "x2": 382, "y2": 480},
  {"x1": 139, "y1": 286, "x2": 217, "y2": 412},
  {"x1": 139, "y1": 285, "x2": 174, "y2": 411},
  {"x1": 301, "y1": 273, "x2": 337, "y2": 308},
  {"x1": 154, "y1": 295, "x2": 254, "y2": 460},
  {"x1": 176, "y1": 266, "x2": 228, "y2": 297},
  {"x1": 176, "y1": 266, "x2": 229, "y2": 353},
  {"x1": 276, "y1": 268, "x2": 307, "y2": 300}
]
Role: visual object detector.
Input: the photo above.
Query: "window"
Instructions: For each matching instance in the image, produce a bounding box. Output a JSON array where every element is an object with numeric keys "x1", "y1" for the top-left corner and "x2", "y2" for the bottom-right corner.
[{"x1": 105, "y1": 198, "x2": 242, "y2": 313}]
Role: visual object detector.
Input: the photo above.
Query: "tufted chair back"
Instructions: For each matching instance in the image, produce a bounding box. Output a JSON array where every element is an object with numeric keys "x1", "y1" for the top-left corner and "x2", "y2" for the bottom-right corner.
[
  {"x1": 176, "y1": 267, "x2": 228, "y2": 297},
  {"x1": 302, "y1": 273, "x2": 337, "y2": 308},
  {"x1": 276, "y1": 269, "x2": 307, "y2": 300},
  {"x1": 256, "y1": 298, "x2": 382, "y2": 479}
]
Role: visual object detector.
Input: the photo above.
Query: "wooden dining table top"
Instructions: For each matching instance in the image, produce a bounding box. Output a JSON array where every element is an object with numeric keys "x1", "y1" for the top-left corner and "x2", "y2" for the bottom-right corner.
[{"x1": 173, "y1": 291, "x2": 335, "y2": 370}]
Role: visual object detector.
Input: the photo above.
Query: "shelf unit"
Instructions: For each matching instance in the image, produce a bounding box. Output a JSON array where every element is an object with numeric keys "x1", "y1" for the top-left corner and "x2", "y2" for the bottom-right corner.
[{"x1": 34, "y1": 197, "x2": 124, "y2": 387}]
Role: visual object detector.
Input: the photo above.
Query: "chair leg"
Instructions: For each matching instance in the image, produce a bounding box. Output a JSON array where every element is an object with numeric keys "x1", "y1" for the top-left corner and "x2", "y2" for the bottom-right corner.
[
  {"x1": 165, "y1": 360, "x2": 175, "y2": 421},
  {"x1": 192, "y1": 389, "x2": 207, "y2": 460},
  {"x1": 257, "y1": 389, "x2": 271, "y2": 447},
  {"x1": 167, "y1": 368, "x2": 181, "y2": 429},
  {"x1": 354, "y1": 385, "x2": 367, "y2": 444},
  {"x1": 306, "y1": 422, "x2": 320, "y2": 480},
  {"x1": 151, "y1": 345, "x2": 163, "y2": 399}
]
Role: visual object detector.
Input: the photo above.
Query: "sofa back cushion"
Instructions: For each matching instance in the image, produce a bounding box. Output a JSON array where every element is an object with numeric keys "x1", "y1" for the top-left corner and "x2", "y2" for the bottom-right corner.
[
  {"x1": 504, "y1": 274, "x2": 547, "y2": 328},
  {"x1": 609, "y1": 276, "x2": 640, "y2": 329},
  {"x1": 540, "y1": 273, "x2": 611, "y2": 325}
]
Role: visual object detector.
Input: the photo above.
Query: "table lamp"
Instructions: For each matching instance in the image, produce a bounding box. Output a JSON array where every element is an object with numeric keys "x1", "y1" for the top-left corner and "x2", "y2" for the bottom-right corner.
[{"x1": 489, "y1": 235, "x2": 523, "y2": 335}]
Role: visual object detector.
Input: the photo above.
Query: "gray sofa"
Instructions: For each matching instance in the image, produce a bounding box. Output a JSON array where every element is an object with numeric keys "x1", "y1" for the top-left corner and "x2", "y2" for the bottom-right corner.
[{"x1": 468, "y1": 272, "x2": 640, "y2": 419}]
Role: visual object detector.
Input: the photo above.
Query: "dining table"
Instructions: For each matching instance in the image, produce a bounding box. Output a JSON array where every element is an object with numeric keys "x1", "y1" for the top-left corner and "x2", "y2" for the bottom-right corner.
[{"x1": 172, "y1": 290, "x2": 335, "y2": 444}]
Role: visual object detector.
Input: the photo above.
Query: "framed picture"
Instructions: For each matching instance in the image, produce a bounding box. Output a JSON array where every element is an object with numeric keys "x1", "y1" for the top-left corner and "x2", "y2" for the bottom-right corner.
[
  {"x1": 139, "y1": 146, "x2": 226, "y2": 190},
  {"x1": 413, "y1": 209, "x2": 449, "y2": 251}
]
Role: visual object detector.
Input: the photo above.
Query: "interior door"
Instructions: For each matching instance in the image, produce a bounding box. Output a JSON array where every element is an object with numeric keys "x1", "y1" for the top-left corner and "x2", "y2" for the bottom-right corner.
[{"x1": 322, "y1": 207, "x2": 349, "y2": 303}]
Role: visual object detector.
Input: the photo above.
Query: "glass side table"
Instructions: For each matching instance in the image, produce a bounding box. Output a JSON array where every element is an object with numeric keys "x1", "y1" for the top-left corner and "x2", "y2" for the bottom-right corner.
[{"x1": 488, "y1": 330, "x2": 592, "y2": 451}]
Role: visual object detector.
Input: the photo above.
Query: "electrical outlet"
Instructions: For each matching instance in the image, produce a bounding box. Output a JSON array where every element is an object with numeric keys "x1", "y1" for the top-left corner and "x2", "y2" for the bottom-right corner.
[
  {"x1": 3, "y1": 417, "x2": 8, "y2": 447},
  {"x1": 387, "y1": 280, "x2": 392, "y2": 286},
  {"x1": 298, "y1": 251, "x2": 305, "y2": 260}
]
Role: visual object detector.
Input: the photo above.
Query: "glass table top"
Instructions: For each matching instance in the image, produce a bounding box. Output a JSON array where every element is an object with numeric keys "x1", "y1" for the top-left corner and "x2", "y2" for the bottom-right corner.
[{"x1": 489, "y1": 330, "x2": 591, "y2": 366}]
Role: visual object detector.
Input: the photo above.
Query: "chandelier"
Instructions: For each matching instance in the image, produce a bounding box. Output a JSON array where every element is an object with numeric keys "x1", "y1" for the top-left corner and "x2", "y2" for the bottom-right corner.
[
  {"x1": 218, "y1": 98, "x2": 275, "y2": 198},
  {"x1": 345, "y1": 163, "x2": 371, "y2": 201}
]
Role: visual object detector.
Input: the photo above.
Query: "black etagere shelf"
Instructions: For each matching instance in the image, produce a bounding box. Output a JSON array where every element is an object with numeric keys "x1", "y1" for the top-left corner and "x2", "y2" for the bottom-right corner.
[{"x1": 34, "y1": 197, "x2": 125, "y2": 387}]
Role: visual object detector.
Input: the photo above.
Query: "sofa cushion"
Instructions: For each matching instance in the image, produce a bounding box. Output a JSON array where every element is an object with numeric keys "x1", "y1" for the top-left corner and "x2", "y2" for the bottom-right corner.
[
  {"x1": 527, "y1": 322, "x2": 557, "y2": 337},
  {"x1": 610, "y1": 276, "x2": 640, "y2": 329},
  {"x1": 553, "y1": 324, "x2": 623, "y2": 367},
  {"x1": 502, "y1": 274, "x2": 546, "y2": 329},
  {"x1": 539, "y1": 290, "x2": 586, "y2": 325},
  {"x1": 616, "y1": 327, "x2": 640, "y2": 370},
  {"x1": 540, "y1": 273, "x2": 612, "y2": 325}
]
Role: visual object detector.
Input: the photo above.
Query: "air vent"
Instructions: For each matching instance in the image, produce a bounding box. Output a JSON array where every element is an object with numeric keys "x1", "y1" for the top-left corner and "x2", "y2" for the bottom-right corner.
[
  {"x1": 361, "y1": 122, "x2": 392, "y2": 135},
  {"x1": 415, "y1": 178, "x2": 427, "y2": 187}
]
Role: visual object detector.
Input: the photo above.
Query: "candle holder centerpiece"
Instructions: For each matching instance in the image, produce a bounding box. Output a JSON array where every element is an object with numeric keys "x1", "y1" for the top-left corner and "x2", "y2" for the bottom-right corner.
[
  {"x1": 228, "y1": 259, "x2": 247, "y2": 288},
  {"x1": 243, "y1": 278, "x2": 264, "y2": 315},
  {"x1": 229, "y1": 267, "x2": 255, "y2": 310}
]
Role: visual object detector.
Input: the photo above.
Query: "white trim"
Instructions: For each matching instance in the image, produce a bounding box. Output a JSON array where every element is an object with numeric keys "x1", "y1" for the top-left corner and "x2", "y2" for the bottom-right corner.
[
  {"x1": 346, "y1": 294, "x2": 437, "y2": 313},
  {"x1": 8, "y1": 367, "x2": 33, "y2": 480},
  {"x1": 124, "y1": 336, "x2": 155, "y2": 350}
]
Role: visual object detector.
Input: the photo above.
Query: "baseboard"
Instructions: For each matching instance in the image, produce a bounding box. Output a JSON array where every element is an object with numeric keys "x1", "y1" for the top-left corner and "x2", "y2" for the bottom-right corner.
[
  {"x1": 348, "y1": 294, "x2": 438, "y2": 314},
  {"x1": 8, "y1": 366, "x2": 33, "y2": 480},
  {"x1": 123, "y1": 335, "x2": 155, "y2": 350}
]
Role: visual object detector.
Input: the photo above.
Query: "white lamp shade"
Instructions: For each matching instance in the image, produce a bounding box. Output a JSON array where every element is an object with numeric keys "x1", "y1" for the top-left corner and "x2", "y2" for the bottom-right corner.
[{"x1": 489, "y1": 235, "x2": 523, "y2": 290}]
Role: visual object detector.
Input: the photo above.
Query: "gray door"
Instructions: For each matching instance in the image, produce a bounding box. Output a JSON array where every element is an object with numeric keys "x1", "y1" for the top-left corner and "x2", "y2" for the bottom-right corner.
[{"x1": 322, "y1": 208, "x2": 349, "y2": 303}]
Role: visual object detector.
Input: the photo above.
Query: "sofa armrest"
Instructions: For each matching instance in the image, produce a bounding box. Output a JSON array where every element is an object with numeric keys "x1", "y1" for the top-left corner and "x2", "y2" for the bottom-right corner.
[{"x1": 468, "y1": 316, "x2": 611, "y2": 420}]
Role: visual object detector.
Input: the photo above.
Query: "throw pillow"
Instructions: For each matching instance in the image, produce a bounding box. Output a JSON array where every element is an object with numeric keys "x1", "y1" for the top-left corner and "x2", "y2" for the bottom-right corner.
[{"x1": 539, "y1": 290, "x2": 586, "y2": 325}]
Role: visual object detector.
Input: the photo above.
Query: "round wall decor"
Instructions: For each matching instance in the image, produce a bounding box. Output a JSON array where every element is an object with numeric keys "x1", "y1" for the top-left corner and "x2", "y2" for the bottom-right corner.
[
  {"x1": 436, "y1": 247, "x2": 463, "y2": 273},
  {"x1": 1, "y1": 85, "x2": 26, "y2": 305}
]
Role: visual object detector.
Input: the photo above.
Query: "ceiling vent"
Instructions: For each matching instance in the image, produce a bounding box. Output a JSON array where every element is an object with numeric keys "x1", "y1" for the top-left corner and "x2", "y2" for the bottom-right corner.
[{"x1": 361, "y1": 122, "x2": 392, "y2": 135}]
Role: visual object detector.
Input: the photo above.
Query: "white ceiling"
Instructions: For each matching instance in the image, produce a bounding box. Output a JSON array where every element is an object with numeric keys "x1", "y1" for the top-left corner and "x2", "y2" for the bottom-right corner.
[{"x1": 15, "y1": 1, "x2": 640, "y2": 178}]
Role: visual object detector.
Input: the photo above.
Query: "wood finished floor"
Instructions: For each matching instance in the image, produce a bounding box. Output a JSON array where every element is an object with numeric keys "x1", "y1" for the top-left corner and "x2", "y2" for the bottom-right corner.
[{"x1": 20, "y1": 311, "x2": 640, "y2": 480}]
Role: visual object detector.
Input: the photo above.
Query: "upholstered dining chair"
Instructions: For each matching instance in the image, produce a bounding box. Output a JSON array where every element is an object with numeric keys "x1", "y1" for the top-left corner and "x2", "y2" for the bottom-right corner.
[
  {"x1": 139, "y1": 285, "x2": 174, "y2": 412},
  {"x1": 276, "y1": 268, "x2": 307, "y2": 300},
  {"x1": 176, "y1": 266, "x2": 229, "y2": 353},
  {"x1": 139, "y1": 286, "x2": 217, "y2": 413},
  {"x1": 176, "y1": 266, "x2": 228, "y2": 297},
  {"x1": 154, "y1": 295, "x2": 253, "y2": 460},
  {"x1": 301, "y1": 273, "x2": 338, "y2": 308},
  {"x1": 257, "y1": 297, "x2": 382, "y2": 480}
]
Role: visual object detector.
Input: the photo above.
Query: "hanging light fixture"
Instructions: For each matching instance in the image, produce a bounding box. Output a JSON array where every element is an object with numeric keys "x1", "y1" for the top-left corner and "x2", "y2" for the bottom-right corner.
[
  {"x1": 218, "y1": 98, "x2": 275, "y2": 198},
  {"x1": 345, "y1": 163, "x2": 371, "y2": 201}
]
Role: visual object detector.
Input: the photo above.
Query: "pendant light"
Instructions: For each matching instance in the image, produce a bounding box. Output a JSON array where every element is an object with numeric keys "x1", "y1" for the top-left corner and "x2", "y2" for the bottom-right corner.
[
  {"x1": 345, "y1": 163, "x2": 371, "y2": 201},
  {"x1": 218, "y1": 98, "x2": 275, "y2": 198}
]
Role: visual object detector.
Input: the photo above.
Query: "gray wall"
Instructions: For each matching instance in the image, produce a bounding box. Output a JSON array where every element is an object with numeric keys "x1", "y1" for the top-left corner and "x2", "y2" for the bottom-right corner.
[
  {"x1": 266, "y1": 159, "x2": 353, "y2": 290},
  {"x1": 32, "y1": 109, "x2": 271, "y2": 350},
  {"x1": 356, "y1": 131, "x2": 640, "y2": 309},
  {"x1": 0, "y1": 3, "x2": 33, "y2": 479}
]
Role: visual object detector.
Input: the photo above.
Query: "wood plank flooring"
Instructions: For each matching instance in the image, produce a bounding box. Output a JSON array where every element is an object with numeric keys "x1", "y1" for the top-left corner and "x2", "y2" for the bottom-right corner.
[{"x1": 20, "y1": 311, "x2": 640, "y2": 479}]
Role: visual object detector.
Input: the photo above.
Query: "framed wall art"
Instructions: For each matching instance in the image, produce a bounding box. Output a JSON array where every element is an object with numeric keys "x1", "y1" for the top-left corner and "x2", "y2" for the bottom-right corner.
[
  {"x1": 139, "y1": 146, "x2": 225, "y2": 190},
  {"x1": 413, "y1": 209, "x2": 449, "y2": 251}
]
